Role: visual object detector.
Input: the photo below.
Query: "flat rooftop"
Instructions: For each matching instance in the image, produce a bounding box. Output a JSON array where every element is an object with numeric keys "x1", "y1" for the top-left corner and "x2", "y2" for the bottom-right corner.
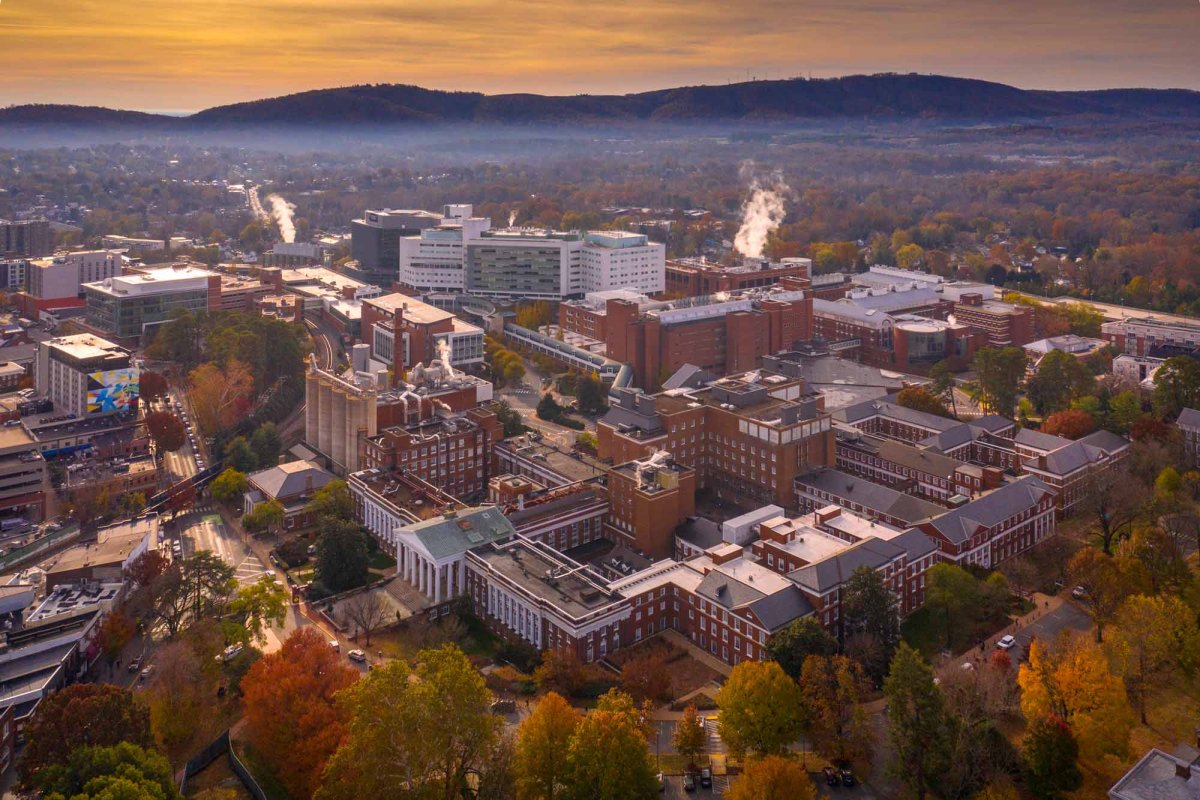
[
  {"x1": 471, "y1": 539, "x2": 619, "y2": 620},
  {"x1": 495, "y1": 437, "x2": 608, "y2": 484},
  {"x1": 42, "y1": 515, "x2": 157, "y2": 575},
  {"x1": 44, "y1": 332, "x2": 125, "y2": 361},
  {"x1": 367, "y1": 293, "x2": 455, "y2": 325}
]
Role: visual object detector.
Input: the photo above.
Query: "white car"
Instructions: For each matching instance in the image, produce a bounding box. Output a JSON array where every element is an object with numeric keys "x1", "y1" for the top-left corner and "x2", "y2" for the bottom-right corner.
[
  {"x1": 217, "y1": 644, "x2": 243, "y2": 662},
  {"x1": 996, "y1": 635, "x2": 1017, "y2": 650},
  {"x1": 348, "y1": 649, "x2": 367, "y2": 663}
]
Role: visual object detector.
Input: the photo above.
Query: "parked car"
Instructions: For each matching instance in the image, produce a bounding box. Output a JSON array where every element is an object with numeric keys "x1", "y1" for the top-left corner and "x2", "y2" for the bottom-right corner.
[
  {"x1": 329, "y1": 639, "x2": 340, "y2": 652},
  {"x1": 840, "y1": 766, "x2": 856, "y2": 787},
  {"x1": 1071, "y1": 585, "x2": 1088, "y2": 600},
  {"x1": 823, "y1": 766, "x2": 840, "y2": 786},
  {"x1": 128, "y1": 656, "x2": 142, "y2": 673},
  {"x1": 218, "y1": 644, "x2": 243, "y2": 662},
  {"x1": 683, "y1": 773, "x2": 697, "y2": 793},
  {"x1": 996, "y1": 634, "x2": 1017, "y2": 650},
  {"x1": 699, "y1": 768, "x2": 712, "y2": 788},
  {"x1": 348, "y1": 649, "x2": 367, "y2": 663},
  {"x1": 139, "y1": 665, "x2": 155, "y2": 681}
]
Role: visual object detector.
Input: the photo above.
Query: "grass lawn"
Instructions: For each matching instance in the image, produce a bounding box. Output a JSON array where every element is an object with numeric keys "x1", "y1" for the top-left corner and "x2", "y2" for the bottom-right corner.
[
  {"x1": 902, "y1": 605, "x2": 1013, "y2": 659},
  {"x1": 367, "y1": 551, "x2": 396, "y2": 570}
]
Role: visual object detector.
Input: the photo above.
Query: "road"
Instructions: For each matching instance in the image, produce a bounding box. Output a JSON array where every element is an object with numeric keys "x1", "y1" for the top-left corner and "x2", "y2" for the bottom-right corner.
[{"x1": 1015, "y1": 291, "x2": 1191, "y2": 326}]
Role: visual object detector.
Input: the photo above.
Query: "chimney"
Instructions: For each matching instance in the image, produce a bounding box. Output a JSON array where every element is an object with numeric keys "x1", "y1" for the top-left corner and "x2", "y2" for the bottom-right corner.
[{"x1": 1176, "y1": 761, "x2": 1191, "y2": 781}]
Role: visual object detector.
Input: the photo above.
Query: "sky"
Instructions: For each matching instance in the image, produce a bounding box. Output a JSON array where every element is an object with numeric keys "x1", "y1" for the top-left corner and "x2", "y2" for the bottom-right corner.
[{"x1": 2, "y1": 0, "x2": 1198, "y2": 112}]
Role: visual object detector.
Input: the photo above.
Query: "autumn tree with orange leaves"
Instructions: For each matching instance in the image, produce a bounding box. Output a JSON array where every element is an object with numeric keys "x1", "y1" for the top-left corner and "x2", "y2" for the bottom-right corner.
[
  {"x1": 188, "y1": 359, "x2": 253, "y2": 435},
  {"x1": 242, "y1": 628, "x2": 359, "y2": 799}
]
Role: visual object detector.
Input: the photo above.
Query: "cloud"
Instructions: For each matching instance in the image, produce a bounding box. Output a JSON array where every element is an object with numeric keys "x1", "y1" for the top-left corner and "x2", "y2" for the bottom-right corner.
[{"x1": 1, "y1": 0, "x2": 1197, "y2": 109}]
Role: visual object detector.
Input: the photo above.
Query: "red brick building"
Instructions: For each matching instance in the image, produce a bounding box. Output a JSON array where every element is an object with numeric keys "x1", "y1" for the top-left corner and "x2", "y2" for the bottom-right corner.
[
  {"x1": 951, "y1": 293, "x2": 1034, "y2": 347},
  {"x1": 599, "y1": 371, "x2": 835, "y2": 510},
  {"x1": 664, "y1": 257, "x2": 812, "y2": 297}
]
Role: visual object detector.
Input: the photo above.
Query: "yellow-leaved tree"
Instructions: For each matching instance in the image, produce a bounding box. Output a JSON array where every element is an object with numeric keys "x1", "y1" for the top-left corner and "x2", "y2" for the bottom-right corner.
[{"x1": 1017, "y1": 633, "x2": 1134, "y2": 761}]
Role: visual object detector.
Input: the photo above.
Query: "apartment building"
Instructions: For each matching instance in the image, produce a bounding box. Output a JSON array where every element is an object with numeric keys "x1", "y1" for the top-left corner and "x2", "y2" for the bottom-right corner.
[
  {"x1": 835, "y1": 399, "x2": 1019, "y2": 471},
  {"x1": 1102, "y1": 315, "x2": 1200, "y2": 357},
  {"x1": 664, "y1": 256, "x2": 811, "y2": 297},
  {"x1": 0, "y1": 425, "x2": 46, "y2": 523},
  {"x1": 916, "y1": 476, "x2": 1056, "y2": 567},
  {"x1": 950, "y1": 293, "x2": 1034, "y2": 347},
  {"x1": 834, "y1": 428, "x2": 1003, "y2": 503},
  {"x1": 1014, "y1": 428, "x2": 1131, "y2": 515},
  {"x1": 34, "y1": 333, "x2": 135, "y2": 418},
  {"x1": 599, "y1": 370, "x2": 835, "y2": 510},
  {"x1": 795, "y1": 468, "x2": 946, "y2": 528},
  {"x1": 19, "y1": 251, "x2": 122, "y2": 316},
  {"x1": 0, "y1": 219, "x2": 51, "y2": 258}
]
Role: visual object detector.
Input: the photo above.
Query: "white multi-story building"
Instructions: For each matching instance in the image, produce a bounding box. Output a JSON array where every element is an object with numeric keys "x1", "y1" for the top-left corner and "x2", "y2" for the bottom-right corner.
[
  {"x1": 397, "y1": 204, "x2": 665, "y2": 299},
  {"x1": 28, "y1": 251, "x2": 122, "y2": 301},
  {"x1": 578, "y1": 231, "x2": 665, "y2": 294}
]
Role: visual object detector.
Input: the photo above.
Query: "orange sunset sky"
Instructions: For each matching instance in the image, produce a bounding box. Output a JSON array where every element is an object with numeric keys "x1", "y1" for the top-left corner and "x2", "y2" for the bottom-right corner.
[{"x1": 2, "y1": 0, "x2": 1198, "y2": 112}]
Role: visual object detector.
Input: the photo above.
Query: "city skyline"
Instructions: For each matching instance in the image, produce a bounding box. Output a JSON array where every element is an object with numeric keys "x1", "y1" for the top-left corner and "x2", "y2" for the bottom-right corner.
[{"x1": 1, "y1": 0, "x2": 1198, "y2": 112}]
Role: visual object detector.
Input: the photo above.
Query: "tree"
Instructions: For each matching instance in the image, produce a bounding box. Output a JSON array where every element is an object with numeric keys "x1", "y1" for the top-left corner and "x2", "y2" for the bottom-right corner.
[
  {"x1": 97, "y1": 610, "x2": 136, "y2": 664},
  {"x1": 250, "y1": 422, "x2": 282, "y2": 468},
  {"x1": 33, "y1": 742, "x2": 179, "y2": 800},
  {"x1": 727, "y1": 756, "x2": 816, "y2": 800},
  {"x1": 318, "y1": 645, "x2": 499, "y2": 800},
  {"x1": 1026, "y1": 350, "x2": 1094, "y2": 416},
  {"x1": 576, "y1": 373, "x2": 607, "y2": 415},
  {"x1": 515, "y1": 692, "x2": 580, "y2": 800},
  {"x1": 189, "y1": 359, "x2": 254, "y2": 435},
  {"x1": 1040, "y1": 409, "x2": 1096, "y2": 440},
  {"x1": 146, "y1": 550, "x2": 236, "y2": 637},
  {"x1": 925, "y1": 563, "x2": 982, "y2": 649},
  {"x1": 243, "y1": 628, "x2": 359, "y2": 800},
  {"x1": 972, "y1": 347, "x2": 1027, "y2": 417},
  {"x1": 766, "y1": 616, "x2": 837, "y2": 680},
  {"x1": 799, "y1": 655, "x2": 873, "y2": 765},
  {"x1": 145, "y1": 640, "x2": 205, "y2": 751},
  {"x1": 1078, "y1": 468, "x2": 1147, "y2": 555},
  {"x1": 240, "y1": 219, "x2": 267, "y2": 251},
  {"x1": 210, "y1": 468, "x2": 248, "y2": 505},
  {"x1": 139, "y1": 370, "x2": 169, "y2": 402},
  {"x1": 883, "y1": 643, "x2": 953, "y2": 800},
  {"x1": 929, "y1": 360, "x2": 959, "y2": 417},
  {"x1": 1067, "y1": 548, "x2": 1131, "y2": 642},
  {"x1": 564, "y1": 690, "x2": 658, "y2": 800},
  {"x1": 228, "y1": 576, "x2": 289, "y2": 645},
  {"x1": 1107, "y1": 390, "x2": 1143, "y2": 434},
  {"x1": 144, "y1": 411, "x2": 186, "y2": 453},
  {"x1": 716, "y1": 660, "x2": 803, "y2": 758},
  {"x1": 1017, "y1": 634, "x2": 1134, "y2": 761},
  {"x1": 492, "y1": 400, "x2": 526, "y2": 437},
  {"x1": 1107, "y1": 594, "x2": 1200, "y2": 724},
  {"x1": 619, "y1": 652, "x2": 671, "y2": 703},
  {"x1": 340, "y1": 590, "x2": 390, "y2": 646},
  {"x1": 164, "y1": 481, "x2": 196, "y2": 522},
  {"x1": 223, "y1": 435, "x2": 258, "y2": 473},
  {"x1": 315, "y1": 518, "x2": 370, "y2": 593},
  {"x1": 536, "y1": 393, "x2": 563, "y2": 421},
  {"x1": 18, "y1": 684, "x2": 154, "y2": 793},
  {"x1": 306, "y1": 478, "x2": 354, "y2": 521},
  {"x1": 1023, "y1": 716, "x2": 1082, "y2": 800},
  {"x1": 1153, "y1": 355, "x2": 1200, "y2": 418},
  {"x1": 146, "y1": 308, "x2": 205, "y2": 367},
  {"x1": 533, "y1": 649, "x2": 587, "y2": 697},
  {"x1": 896, "y1": 243, "x2": 925, "y2": 270},
  {"x1": 840, "y1": 566, "x2": 901, "y2": 683},
  {"x1": 897, "y1": 386, "x2": 952, "y2": 418},
  {"x1": 673, "y1": 705, "x2": 706, "y2": 768}
]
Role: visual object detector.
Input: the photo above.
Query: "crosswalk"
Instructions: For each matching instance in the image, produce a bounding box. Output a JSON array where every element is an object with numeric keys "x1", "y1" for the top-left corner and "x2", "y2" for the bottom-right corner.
[{"x1": 235, "y1": 553, "x2": 268, "y2": 585}]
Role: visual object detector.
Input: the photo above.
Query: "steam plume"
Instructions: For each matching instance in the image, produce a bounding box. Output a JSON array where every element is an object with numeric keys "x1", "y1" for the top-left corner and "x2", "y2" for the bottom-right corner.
[
  {"x1": 508, "y1": 209, "x2": 518, "y2": 227},
  {"x1": 436, "y1": 338, "x2": 457, "y2": 379},
  {"x1": 733, "y1": 168, "x2": 789, "y2": 259},
  {"x1": 266, "y1": 193, "x2": 297, "y2": 243}
]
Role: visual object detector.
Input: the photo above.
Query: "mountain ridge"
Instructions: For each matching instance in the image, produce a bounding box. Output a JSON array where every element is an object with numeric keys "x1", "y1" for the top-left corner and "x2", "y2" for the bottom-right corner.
[{"x1": 3, "y1": 73, "x2": 1199, "y2": 127}]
